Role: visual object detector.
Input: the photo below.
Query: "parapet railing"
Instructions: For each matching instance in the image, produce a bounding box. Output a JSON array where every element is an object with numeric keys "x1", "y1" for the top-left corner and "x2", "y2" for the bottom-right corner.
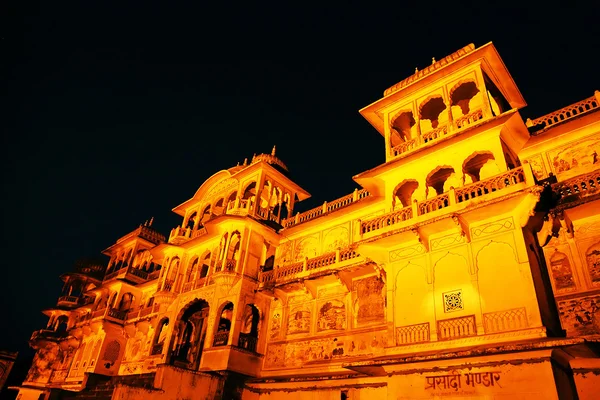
[
  {"x1": 553, "y1": 170, "x2": 600, "y2": 204},
  {"x1": 360, "y1": 166, "x2": 530, "y2": 237},
  {"x1": 526, "y1": 92, "x2": 599, "y2": 131},
  {"x1": 282, "y1": 188, "x2": 370, "y2": 228},
  {"x1": 258, "y1": 247, "x2": 360, "y2": 284},
  {"x1": 391, "y1": 107, "x2": 485, "y2": 158}
]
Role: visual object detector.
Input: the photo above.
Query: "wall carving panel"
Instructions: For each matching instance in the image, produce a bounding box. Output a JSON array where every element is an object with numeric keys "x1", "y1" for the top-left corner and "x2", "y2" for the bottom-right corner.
[
  {"x1": 389, "y1": 244, "x2": 426, "y2": 262},
  {"x1": 471, "y1": 217, "x2": 514, "y2": 239},
  {"x1": 323, "y1": 225, "x2": 350, "y2": 253},
  {"x1": 526, "y1": 154, "x2": 547, "y2": 180}
]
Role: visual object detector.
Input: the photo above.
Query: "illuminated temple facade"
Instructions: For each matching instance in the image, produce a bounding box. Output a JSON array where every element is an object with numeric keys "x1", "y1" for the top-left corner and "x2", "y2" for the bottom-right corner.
[{"x1": 15, "y1": 43, "x2": 600, "y2": 400}]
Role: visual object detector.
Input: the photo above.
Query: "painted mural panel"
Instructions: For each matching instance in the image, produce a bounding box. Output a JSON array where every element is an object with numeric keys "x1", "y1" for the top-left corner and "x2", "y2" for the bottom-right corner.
[
  {"x1": 269, "y1": 309, "x2": 282, "y2": 341},
  {"x1": 585, "y1": 242, "x2": 600, "y2": 286},
  {"x1": 294, "y1": 236, "x2": 319, "y2": 262},
  {"x1": 557, "y1": 294, "x2": 600, "y2": 336},
  {"x1": 317, "y1": 298, "x2": 346, "y2": 332},
  {"x1": 527, "y1": 154, "x2": 547, "y2": 180},
  {"x1": 547, "y1": 134, "x2": 600, "y2": 176},
  {"x1": 352, "y1": 276, "x2": 385, "y2": 327},
  {"x1": 287, "y1": 305, "x2": 311, "y2": 335},
  {"x1": 548, "y1": 249, "x2": 576, "y2": 292},
  {"x1": 323, "y1": 225, "x2": 350, "y2": 253},
  {"x1": 264, "y1": 330, "x2": 388, "y2": 369}
]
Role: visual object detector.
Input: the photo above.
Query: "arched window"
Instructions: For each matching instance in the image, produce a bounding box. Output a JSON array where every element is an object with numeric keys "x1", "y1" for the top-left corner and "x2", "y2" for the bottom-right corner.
[
  {"x1": 56, "y1": 315, "x2": 68, "y2": 333},
  {"x1": 227, "y1": 232, "x2": 242, "y2": 261},
  {"x1": 199, "y1": 205, "x2": 211, "y2": 225},
  {"x1": 426, "y1": 166, "x2": 455, "y2": 196},
  {"x1": 450, "y1": 81, "x2": 480, "y2": 115},
  {"x1": 151, "y1": 318, "x2": 169, "y2": 355},
  {"x1": 186, "y1": 258, "x2": 199, "y2": 283},
  {"x1": 118, "y1": 293, "x2": 134, "y2": 311},
  {"x1": 238, "y1": 304, "x2": 260, "y2": 352},
  {"x1": 393, "y1": 179, "x2": 419, "y2": 209},
  {"x1": 419, "y1": 96, "x2": 447, "y2": 131},
  {"x1": 390, "y1": 110, "x2": 416, "y2": 145},
  {"x1": 463, "y1": 151, "x2": 495, "y2": 182},
  {"x1": 169, "y1": 300, "x2": 209, "y2": 369},
  {"x1": 185, "y1": 211, "x2": 197, "y2": 230},
  {"x1": 242, "y1": 182, "x2": 256, "y2": 200},
  {"x1": 218, "y1": 234, "x2": 229, "y2": 262},
  {"x1": 213, "y1": 198, "x2": 225, "y2": 216},
  {"x1": 213, "y1": 303, "x2": 234, "y2": 346}
]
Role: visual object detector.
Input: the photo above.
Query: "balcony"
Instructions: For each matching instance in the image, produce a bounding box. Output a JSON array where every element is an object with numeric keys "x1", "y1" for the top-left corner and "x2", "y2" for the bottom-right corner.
[
  {"x1": 103, "y1": 265, "x2": 152, "y2": 285},
  {"x1": 282, "y1": 188, "x2": 370, "y2": 228},
  {"x1": 105, "y1": 307, "x2": 128, "y2": 323},
  {"x1": 126, "y1": 303, "x2": 161, "y2": 321},
  {"x1": 360, "y1": 166, "x2": 532, "y2": 240},
  {"x1": 258, "y1": 247, "x2": 361, "y2": 285},
  {"x1": 182, "y1": 277, "x2": 208, "y2": 293},
  {"x1": 237, "y1": 333, "x2": 258, "y2": 353},
  {"x1": 56, "y1": 295, "x2": 80, "y2": 307},
  {"x1": 390, "y1": 107, "x2": 486, "y2": 159},
  {"x1": 212, "y1": 330, "x2": 230, "y2": 347},
  {"x1": 169, "y1": 225, "x2": 208, "y2": 245}
]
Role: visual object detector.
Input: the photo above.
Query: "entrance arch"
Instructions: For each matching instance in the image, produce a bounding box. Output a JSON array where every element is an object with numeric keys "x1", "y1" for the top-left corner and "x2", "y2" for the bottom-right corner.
[{"x1": 168, "y1": 299, "x2": 210, "y2": 370}]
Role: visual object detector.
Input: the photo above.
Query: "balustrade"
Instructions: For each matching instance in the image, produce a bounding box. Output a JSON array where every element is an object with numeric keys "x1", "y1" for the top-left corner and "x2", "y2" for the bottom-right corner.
[
  {"x1": 306, "y1": 252, "x2": 336, "y2": 271},
  {"x1": 528, "y1": 94, "x2": 599, "y2": 130},
  {"x1": 238, "y1": 333, "x2": 258, "y2": 352},
  {"x1": 151, "y1": 343, "x2": 164, "y2": 355},
  {"x1": 554, "y1": 170, "x2": 600, "y2": 201},
  {"x1": 437, "y1": 315, "x2": 476, "y2": 340},
  {"x1": 422, "y1": 124, "x2": 448, "y2": 144},
  {"x1": 213, "y1": 330, "x2": 230, "y2": 346},
  {"x1": 57, "y1": 295, "x2": 79, "y2": 305},
  {"x1": 454, "y1": 108, "x2": 484, "y2": 129},
  {"x1": 418, "y1": 193, "x2": 450, "y2": 215},
  {"x1": 396, "y1": 322, "x2": 430, "y2": 345},
  {"x1": 162, "y1": 279, "x2": 174, "y2": 292},
  {"x1": 455, "y1": 167, "x2": 525, "y2": 203},
  {"x1": 282, "y1": 189, "x2": 370, "y2": 228},
  {"x1": 483, "y1": 307, "x2": 527, "y2": 334},
  {"x1": 392, "y1": 138, "x2": 418, "y2": 157},
  {"x1": 107, "y1": 308, "x2": 128, "y2": 321},
  {"x1": 361, "y1": 206, "x2": 412, "y2": 234}
]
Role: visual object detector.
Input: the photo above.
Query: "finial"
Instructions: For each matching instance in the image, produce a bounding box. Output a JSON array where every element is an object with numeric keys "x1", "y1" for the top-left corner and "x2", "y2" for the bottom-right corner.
[
  {"x1": 149, "y1": 217, "x2": 154, "y2": 226},
  {"x1": 432, "y1": 57, "x2": 436, "y2": 64},
  {"x1": 236, "y1": 161, "x2": 240, "y2": 166},
  {"x1": 271, "y1": 145, "x2": 276, "y2": 156},
  {"x1": 415, "y1": 67, "x2": 418, "y2": 73},
  {"x1": 243, "y1": 158, "x2": 248, "y2": 166}
]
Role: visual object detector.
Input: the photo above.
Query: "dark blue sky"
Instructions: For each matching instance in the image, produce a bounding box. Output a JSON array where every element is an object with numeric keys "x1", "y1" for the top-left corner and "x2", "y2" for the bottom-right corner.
[{"x1": 2, "y1": 0, "x2": 599, "y2": 367}]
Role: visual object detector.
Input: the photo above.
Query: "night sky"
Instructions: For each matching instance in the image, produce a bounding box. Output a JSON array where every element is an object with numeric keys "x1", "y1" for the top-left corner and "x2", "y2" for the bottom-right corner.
[{"x1": 2, "y1": 0, "x2": 600, "y2": 377}]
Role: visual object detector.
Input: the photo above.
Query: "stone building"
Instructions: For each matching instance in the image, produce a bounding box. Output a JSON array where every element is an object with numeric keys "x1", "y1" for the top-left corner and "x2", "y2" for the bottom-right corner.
[{"x1": 14, "y1": 42, "x2": 600, "y2": 399}]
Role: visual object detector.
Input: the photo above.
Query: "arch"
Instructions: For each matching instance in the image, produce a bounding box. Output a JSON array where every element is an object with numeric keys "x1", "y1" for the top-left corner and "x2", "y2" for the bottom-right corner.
[
  {"x1": 218, "y1": 233, "x2": 229, "y2": 262},
  {"x1": 449, "y1": 80, "x2": 480, "y2": 115},
  {"x1": 185, "y1": 211, "x2": 198, "y2": 230},
  {"x1": 56, "y1": 315, "x2": 69, "y2": 333},
  {"x1": 239, "y1": 304, "x2": 260, "y2": 352},
  {"x1": 393, "y1": 179, "x2": 419, "y2": 208},
  {"x1": 462, "y1": 151, "x2": 495, "y2": 182},
  {"x1": 199, "y1": 204, "x2": 211, "y2": 225},
  {"x1": 213, "y1": 302, "x2": 234, "y2": 346},
  {"x1": 186, "y1": 258, "x2": 199, "y2": 283},
  {"x1": 549, "y1": 249, "x2": 576, "y2": 291},
  {"x1": 151, "y1": 317, "x2": 170, "y2": 355},
  {"x1": 585, "y1": 241, "x2": 600, "y2": 286},
  {"x1": 426, "y1": 166, "x2": 455, "y2": 195},
  {"x1": 169, "y1": 299, "x2": 210, "y2": 368},
  {"x1": 242, "y1": 182, "x2": 257, "y2": 200},
  {"x1": 118, "y1": 292, "x2": 135, "y2": 311},
  {"x1": 419, "y1": 95, "x2": 446, "y2": 129},
  {"x1": 124, "y1": 249, "x2": 133, "y2": 267},
  {"x1": 390, "y1": 110, "x2": 416, "y2": 144},
  {"x1": 226, "y1": 231, "x2": 242, "y2": 262},
  {"x1": 260, "y1": 180, "x2": 273, "y2": 208},
  {"x1": 213, "y1": 197, "x2": 225, "y2": 216},
  {"x1": 226, "y1": 190, "x2": 237, "y2": 208}
]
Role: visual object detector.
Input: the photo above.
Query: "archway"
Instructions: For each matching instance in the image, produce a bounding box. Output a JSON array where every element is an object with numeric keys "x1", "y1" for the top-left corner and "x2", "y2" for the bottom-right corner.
[
  {"x1": 239, "y1": 304, "x2": 260, "y2": 352},
  {"x1": 169, "y1": 299, "x2": 210, "y2": 369},
  {"x1": 213, "y1": 302, "x2": 234, "y2": 347}
]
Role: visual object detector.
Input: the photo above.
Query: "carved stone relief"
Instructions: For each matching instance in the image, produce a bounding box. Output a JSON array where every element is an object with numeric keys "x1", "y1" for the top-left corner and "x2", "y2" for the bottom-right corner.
[
  {"x1": 323, "y1": 225, "x2": 350, "y2": 253},
  {"x1": 294, "y1": 236, "x2": 319, "y2": 262}
]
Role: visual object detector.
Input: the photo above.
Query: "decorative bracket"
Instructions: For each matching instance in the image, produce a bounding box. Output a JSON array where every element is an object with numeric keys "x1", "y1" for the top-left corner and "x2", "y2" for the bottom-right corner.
[
  {"x1": 451, "y1": 214, "x2": 471, "y2": 243},
  {"x1": 411, "y1": 227, "x2": 429, "y2": 252}
]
